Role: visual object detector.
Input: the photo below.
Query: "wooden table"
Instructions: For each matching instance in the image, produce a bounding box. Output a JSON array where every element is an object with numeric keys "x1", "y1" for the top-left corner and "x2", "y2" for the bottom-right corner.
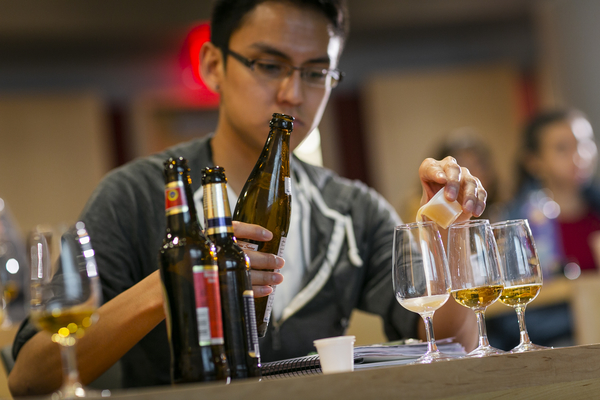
[
  {"x1": 102, "y1": 344, "x2": 600, "y2": 400},
  {"x1": 0, "y1": 325, "x2": 20, "y2": 400}
]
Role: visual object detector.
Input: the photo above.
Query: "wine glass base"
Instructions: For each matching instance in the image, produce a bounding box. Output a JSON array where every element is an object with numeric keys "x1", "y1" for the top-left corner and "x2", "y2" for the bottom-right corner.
[
  {"x1": 466, "y1": 345, "x2": 505, "y2": 358},
  {"x1": 413, "y1": 351, "x2": 456, "y2": 364},
  {"x1": 510, "y1": 342, "x2": 550, "y2": 353},
  {"x1": 53, "y1": 385, "x2": 110, "y2": 399}
]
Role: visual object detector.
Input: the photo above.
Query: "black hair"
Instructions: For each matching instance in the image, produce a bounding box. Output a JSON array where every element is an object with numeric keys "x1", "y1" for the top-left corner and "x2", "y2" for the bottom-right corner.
[
  {"x1": 517, "y1": 109, "x2": 589, "y2": 189},
  {"x1": 523, "y1": 109, "x2": 573, "y2": 154},
  {"x1": 210, "y1": 0, "x2": 349, "y2": 56}
]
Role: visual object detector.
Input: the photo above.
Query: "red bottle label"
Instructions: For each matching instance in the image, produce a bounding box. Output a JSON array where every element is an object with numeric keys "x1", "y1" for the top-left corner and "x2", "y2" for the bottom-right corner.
[
  {"x1": 192, "y1": 265, "x2": 211, "y2": 346},
  {"x1": 165, "y1": 181, "x2": 188, "y2": 216},
  {"x1": 194, "y1": 265, "x2": 224, "y2": 345}
]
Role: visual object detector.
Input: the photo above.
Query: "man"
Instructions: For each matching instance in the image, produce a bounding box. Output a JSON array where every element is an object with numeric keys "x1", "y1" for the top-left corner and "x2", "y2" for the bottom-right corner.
[{"x1": 9, "y1": 0, "x2": 483, "y2": 395}]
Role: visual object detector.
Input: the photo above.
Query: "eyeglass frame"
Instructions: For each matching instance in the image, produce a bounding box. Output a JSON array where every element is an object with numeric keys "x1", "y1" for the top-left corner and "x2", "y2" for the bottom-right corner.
[{"x1": 225, "y1": 48, "x2": 344, "y2": 89}]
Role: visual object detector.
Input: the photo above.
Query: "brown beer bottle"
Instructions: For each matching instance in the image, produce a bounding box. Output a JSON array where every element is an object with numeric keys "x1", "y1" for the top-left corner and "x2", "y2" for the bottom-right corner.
[
  {"x1": 202, "y1": 166, "x2": 262, "y2": 380},
  {"x1": 232, "y1": 113, "x2": 293, "y2": 337},
  {"x1": 159, "y1": 157, "x2": 229, "y2": 384}
]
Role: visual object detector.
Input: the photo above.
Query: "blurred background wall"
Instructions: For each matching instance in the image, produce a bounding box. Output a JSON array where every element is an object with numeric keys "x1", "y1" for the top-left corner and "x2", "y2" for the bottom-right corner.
[{"x1": 0, "y1": 0, "x2": 599, "y2": 346}]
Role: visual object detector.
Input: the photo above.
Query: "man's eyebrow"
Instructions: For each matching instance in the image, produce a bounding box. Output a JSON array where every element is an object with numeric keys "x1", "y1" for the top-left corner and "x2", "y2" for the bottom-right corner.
[{"x1": 249, "y1": 43, "x2": 330, "y2": 64}]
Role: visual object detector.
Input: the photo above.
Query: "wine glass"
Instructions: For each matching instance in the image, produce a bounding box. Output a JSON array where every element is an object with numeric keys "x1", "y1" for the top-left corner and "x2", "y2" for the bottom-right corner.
[
  {"x1": 0, "y1": 235, "x2": 27, "y2": 329},
  {"x1": 448, "y1": 219, "x2": 505, "y2": 357},
  {"x1": 29, "y1": 222, "x2": 102, "y2": 398},
  {"x1": 393, "y1": 221, "x2": 454, "y2": 363},
  {"x1": 491, "y1": 219, "x2": 548, "y2": 352}
]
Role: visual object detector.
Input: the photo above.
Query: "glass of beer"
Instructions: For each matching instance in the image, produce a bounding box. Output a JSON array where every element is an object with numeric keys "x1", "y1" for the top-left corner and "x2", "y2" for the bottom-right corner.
[
  {"x1": 393, "y1": 221, "x2": 454, "y2": 363},
  {"x1": 29, "y1": 222, "x2": 102, "y2": 398},
  {"x1": 491, "y1": 219, "x2": 548, "y2": 352},
  {"x1": 448, "y1": 219, "x2": 505, "y2": 357}
]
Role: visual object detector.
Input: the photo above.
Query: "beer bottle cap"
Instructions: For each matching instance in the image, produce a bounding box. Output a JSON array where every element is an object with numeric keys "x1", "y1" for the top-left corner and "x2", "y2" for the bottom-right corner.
[
  {"x1": 270, "y1": 113, "x2": 294, "y2": 130},
  {"x1": 164, "y1": 156, "x2": 189, "y2": 173},
  {"x1": 202, "y1": 166, "x2": 228, "y2": 185}
]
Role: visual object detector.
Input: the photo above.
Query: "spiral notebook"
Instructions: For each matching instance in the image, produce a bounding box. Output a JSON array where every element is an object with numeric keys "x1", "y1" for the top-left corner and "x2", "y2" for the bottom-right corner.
[
  {"x1": 262, "y1": 355, "x2": 323, "y2": 379},
  {"x1": 262, "y1": 338, "x2": 465, "y2": 379}
]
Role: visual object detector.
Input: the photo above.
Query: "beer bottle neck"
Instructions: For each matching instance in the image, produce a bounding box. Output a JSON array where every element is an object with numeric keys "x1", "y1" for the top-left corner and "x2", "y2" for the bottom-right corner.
[
  {"x1": 265, "y1": 127, "x2": 290, "y2": 155},
  {"x1": 203, "y1": 182, "x2": 234, "y2": 243},
  {"x1": 182, "y1": 171, "x2": 206, "y2": 239},
  {"x1": 253, "y1": 127, "x2": 291, "y2": 181},
  {"x1": 164, "y1": 177, "x2": 193, "y2": 237}
]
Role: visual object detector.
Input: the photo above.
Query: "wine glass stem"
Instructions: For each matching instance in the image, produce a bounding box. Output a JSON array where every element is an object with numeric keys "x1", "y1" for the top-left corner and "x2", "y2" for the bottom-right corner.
[
  {"x1": 475, "y1": 310, "x2": 491, "y2": 348},
  {"x1": 59, "y1": 340, "x2": 83, "y2": 397},
  {"x1": 515, "y1": 306, "x2": 532, "y2": 345},
  {"x1": 421, "y1": 313, "x2": 439, "y2": 353}
]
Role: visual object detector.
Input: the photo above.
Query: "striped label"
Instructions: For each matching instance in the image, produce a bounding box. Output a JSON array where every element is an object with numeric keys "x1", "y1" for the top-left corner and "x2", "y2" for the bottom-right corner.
[
  {"x1": 243, "y1": 290, "x2": 260, "y2": 359},
  {"x1": 203, "y1": 183, "x2": 233, "y2": 235}
]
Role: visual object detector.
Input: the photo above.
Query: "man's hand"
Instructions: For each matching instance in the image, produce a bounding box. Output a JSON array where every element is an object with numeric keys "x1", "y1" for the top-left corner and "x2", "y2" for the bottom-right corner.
[
  {"x1": 418, "y1": 156, "x2": 487, "y2": 221},
  {"x1": 232, "y1": 221, "x2": 284, "y2": 298}
]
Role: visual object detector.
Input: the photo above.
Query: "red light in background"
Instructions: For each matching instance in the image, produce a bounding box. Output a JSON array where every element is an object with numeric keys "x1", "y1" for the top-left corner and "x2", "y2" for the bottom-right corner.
[{"x1": 180, "y1": 22, "x2": 219, "y2": 107}]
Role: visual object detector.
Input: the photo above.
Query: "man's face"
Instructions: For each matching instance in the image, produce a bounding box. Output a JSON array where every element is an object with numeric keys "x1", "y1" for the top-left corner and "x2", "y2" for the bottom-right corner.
[
  {"x1": 218, "y1": 1, "x2": 341, "y2": 152},
  {"x1": 534, "y1": 120, "x2": 597, "y2": 188}
]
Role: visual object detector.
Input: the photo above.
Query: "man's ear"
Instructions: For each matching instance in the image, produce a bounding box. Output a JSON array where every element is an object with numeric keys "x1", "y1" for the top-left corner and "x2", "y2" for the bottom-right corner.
[{"x1": 199, "y1": 41, "x2": 224, "y2": 93}]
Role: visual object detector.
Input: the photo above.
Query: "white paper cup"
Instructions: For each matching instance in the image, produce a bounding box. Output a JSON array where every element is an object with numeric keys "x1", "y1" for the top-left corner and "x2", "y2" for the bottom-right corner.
[
  {"x1": 313, "y1": 335, "x2": 356, "y2": 374},
  {"x1": 417, "y1": 188, "x2": 462, "y2": 229}
]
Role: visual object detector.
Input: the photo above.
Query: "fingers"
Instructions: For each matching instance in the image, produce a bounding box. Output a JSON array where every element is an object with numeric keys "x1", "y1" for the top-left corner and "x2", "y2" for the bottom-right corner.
[
  {"x1": 232, "y1": 221, "x2": 273, "y2": 242},
  {"x1": 458, "y1": 168, "x2": 488, "y2": 217},
  {"x1": 250, "y1": 269, "x2": 283, "y2": 286},
  {"x1": 246, "y1": 250, "x2": 285, "y2": 271},
  {"x1": 244, "y1": 241, "x2": 285, "y2": 298},
  {"x1": 253, "y1": 285, "x2": 273, "y2": 298},
  {"x1": 250, "y1": 268, "x2": 283, "y2": 298},
  {"x1": 418, "y1": 157, "x2": 448, "y2": 199},
  {"x1": 419, "y1": 156, "x2": 487, "y2": 218},
  {"x1": 419, "y1": 156, "x2": 461, "y2": 201},
  {"x1": 440, "y1": 157, "x2": 462, "y2": 202}
]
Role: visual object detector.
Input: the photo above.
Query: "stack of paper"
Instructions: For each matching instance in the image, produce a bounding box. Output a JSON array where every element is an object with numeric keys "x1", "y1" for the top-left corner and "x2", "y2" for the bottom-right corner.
[{"x1": 354, "y1": 338, "x2": 466, "y2": 368}]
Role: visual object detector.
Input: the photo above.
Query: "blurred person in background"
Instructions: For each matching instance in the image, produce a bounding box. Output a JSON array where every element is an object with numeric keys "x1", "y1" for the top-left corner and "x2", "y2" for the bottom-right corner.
[
  {"x1": 505, "y1": 109, "x2": 600, "y2": 278},
  {"x1": 9, "y1": 0, "x2": 486, "y2": 396},
  {"x1": 0, "y1": 198, "x2": 28, "y2": 326},
  {"x1": 488, "y1": 109, "x2": 600, "y2": 350}
]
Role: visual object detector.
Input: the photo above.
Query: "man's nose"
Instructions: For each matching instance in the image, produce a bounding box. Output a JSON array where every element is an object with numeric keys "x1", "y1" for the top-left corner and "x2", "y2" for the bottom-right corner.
[{"x1": 277, "y1": 69, "x2": 303, "y2": 106}]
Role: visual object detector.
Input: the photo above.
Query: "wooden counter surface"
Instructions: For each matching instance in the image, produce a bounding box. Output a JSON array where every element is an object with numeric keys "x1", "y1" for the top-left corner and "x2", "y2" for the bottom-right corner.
[{"x1": 103, "y1": 344, "x2": 600, "y2": 400}]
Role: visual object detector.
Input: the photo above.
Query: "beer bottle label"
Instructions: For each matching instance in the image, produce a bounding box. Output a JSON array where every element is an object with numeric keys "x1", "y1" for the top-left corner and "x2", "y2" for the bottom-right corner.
[
  {"x1": 204, "y1": 183, "x2": 234, "y2": 236},
  {"x1": 263, "y1": 292, "x2": 276, "y2": 323},
  {"x1": 237, "y1": 241, "x2": 259, "y2": 251},
  {"x1": 243, "y1": 290, "x2": 261, "y2": 358},
  {"x1": 197, "y1": 265, "x2": 225, "y2": 345},
  {"x1": 284, "y1": 176, "x2": 291, "y2": 195},
  {"x1": 192, "y1": 265, "x2": 211, "y2": 346},
  {"x1": 276, "y1": 237, "x2": 286, "y2": 258},
  {"x1": 165, "y1": 181, "x2": 189, "y2": 216},
  {"x1": 263, "y1": 236, "x2": 285, "y2": 323}
]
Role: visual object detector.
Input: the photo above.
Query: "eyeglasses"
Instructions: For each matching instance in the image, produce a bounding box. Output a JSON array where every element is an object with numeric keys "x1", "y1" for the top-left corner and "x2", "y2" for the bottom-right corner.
[{"x1": 226, "y1": 49, "x2": 344, "y2": 89}]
